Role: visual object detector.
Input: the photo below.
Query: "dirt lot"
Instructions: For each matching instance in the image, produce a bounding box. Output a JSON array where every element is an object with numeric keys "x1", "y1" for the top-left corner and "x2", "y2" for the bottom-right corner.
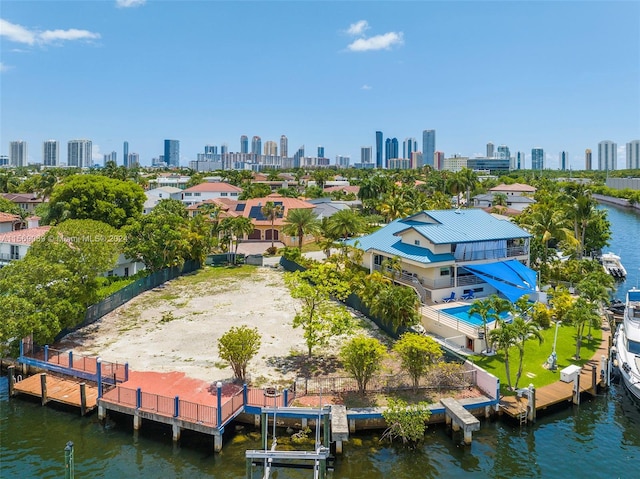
[{"x1": 59, "y1": 265, "x2": 386, "y2": 387}]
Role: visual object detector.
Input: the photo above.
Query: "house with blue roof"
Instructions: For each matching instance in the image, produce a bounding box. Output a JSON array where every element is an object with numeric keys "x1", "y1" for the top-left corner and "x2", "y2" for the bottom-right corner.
[{"x1": 347, "y1": 209, "x2": 534, "y2": 304}]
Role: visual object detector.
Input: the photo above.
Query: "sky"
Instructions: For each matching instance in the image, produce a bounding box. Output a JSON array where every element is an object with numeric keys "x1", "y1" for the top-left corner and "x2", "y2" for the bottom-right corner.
[{"x1": 1, "y1": 0, "x2": 639, "y2": 170}]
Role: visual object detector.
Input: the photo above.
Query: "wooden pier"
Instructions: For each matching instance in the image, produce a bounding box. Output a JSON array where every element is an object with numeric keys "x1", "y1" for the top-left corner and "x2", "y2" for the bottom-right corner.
[
  {"x1": 10, "y1": 369, "x2": 98, "y2": 415},
  {"x1": 500, "y1": 326, "x2": 611, "y2": 421}
]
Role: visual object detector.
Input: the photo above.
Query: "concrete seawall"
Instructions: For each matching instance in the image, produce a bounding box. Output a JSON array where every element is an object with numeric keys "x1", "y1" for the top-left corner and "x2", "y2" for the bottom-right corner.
[{"x1": 594, "y1": 194, "x2": 640, "y2": 212}]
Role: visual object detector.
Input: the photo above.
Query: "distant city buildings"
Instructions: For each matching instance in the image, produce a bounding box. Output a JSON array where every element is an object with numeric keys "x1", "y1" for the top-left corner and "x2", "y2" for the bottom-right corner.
[
  {"x1": 598, "y1": 140, "x2": 616, "y2": 171},
  {"x1": 516, "y1": 151, "x2": 525, "y2": 170},
  {"x1": 123, "y1": 141, "x2": 129, "y2": 167},
  {"x1": 626, "y1": 140, "x2": 639, "y2": 169},
  {"x1": 375, "y1": 131, "x2": 383, "y2": 168},
  {"x1": 164, "y1": 139, "x2": 180, "y2": 167},
  {"x1": 402, "y1": 138, "x2": 418, "y2": 161},
  {"x1": 103, "y1": 151, "x2": 117, "y2": 167},
  {"x1": 384, "y1": 138, "x2": 399, "y2": 167},
  {"x1": 317, "y1": 146, "x2": 325, "y2": 158},
  {"x1": 336, "y1": 155, "x2": 350, "y2": 168},
  {"x1": 43, "y1": 140, "x2": 59, "y2": 167},
  {"x1": 422, "y1": 130, "x2": 435, "y2": 168},
  {"x1": 434, "y1": 151, "x2": 445, "y2": 170},
  {"x1": 251, "y1": 136, "x2": 262, "y2": 156},
  {"x1": 486, "y1": 142, "x2": 495, "y2": 158},
  {"x1": 9, "y1": 141, "x2": 27, "y2": 167},
  {"x1": 559, "y1": 151, "x2": 569, "y2": 170},
  {"x1": 585, "y1": 149, "x2": 592, "y2": 170},
  {"x1": 280, "y1": 135, "x2": 288, "y2": 158},
  {"x1": 360, "y1": 146, "x2": 372, "y2": 164},
  {"x1": 240, "y1": 135, "x2": 248, "y2": 154},
  {"x1": 264, "y1": 141, "x2": 277, "y2": 156},
  {"x1": 497, "y1": 144, "x2": 511, "y2": 161},
  {"x1": 531, "y1": 147, "x2": 544, "y2": 170},
  {"x1": 67, "y1": 139, "x2": 92, "y2": 168}
]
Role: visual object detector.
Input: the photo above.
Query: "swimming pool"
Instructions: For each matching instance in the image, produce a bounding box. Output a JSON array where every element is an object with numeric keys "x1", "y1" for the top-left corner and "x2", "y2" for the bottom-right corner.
[{"x1": 441, "y1": 305, "x2": 512, "y2": 327}]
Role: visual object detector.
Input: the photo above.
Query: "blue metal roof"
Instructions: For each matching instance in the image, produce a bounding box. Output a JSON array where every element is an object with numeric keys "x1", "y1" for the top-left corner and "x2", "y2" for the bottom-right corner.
[{"x1": 346, "y1": 209, "x2": 530, "y2": 264}]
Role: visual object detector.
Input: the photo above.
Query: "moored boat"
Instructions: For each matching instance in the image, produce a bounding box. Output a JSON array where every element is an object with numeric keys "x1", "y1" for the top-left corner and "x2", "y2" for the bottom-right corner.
[
  {"x1": 614, "y1": 288, "x2": 640, "y2": 401},
  {"x1": 601, "y1": 252, "x2": 627, "y2": 279}
]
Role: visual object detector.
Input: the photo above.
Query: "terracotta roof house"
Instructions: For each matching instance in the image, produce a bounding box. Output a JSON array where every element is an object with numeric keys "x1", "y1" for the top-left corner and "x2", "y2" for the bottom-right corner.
[
  {"x1": 0, "y1": 212, "x2": 23, "y2": 233},
  {"x1": 346, "y1": 209, "x2": 537, "y2": 354},
  {"x1": 489, "y1": 183, "x2": 536, "y2": 195},
  {"x1": 472, "y1": 193, "x2": 535, "y2": 213},
  {"x1": 323, "y1": 185, "x2": 360, "y2": 195},
  {"x1": 1, "y1": 193, "x2": 45, "y2": 214},
  {"x1": 0, "y1": 226, "x2": 51, "y2": 266},
  {"x1": 181, "y1": 182, "x2": 243, "y2": 206}
]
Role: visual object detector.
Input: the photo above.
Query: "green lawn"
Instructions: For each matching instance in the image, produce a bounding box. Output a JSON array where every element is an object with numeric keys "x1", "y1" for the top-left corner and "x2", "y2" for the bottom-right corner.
[{"x1": 470, "y1": 324, "x2": 603, "y2": 395}]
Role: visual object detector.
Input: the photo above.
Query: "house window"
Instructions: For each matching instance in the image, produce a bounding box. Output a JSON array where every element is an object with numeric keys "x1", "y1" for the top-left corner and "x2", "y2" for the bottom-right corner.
[
  {"x1": 221, "y1": 192, "x2": 228, "y2": 197},
  {"x1": 124, "y1": 267, "x2": 129, "y2": 277},
  {"x1": 440, "y1": 268, "x2": 450, "y2": 276},
  {"x1": 10, "y1": 245, "x2": 20, "y2": 260},
  {"x1": 194, "y1": 193, "x2": 201, "y2": 197},
  {"x1": 185, "y1": 192, "x2": 192, "y2": 197},
  {"x1": 414, "y1": 240, "x2": 421, "y2": 246},
  {"x1": 230, "y1": 193, "x2": 238, "y2": 197},
  {"x1": 373, "y1": 255, "x2": 384, "y2": 266}
]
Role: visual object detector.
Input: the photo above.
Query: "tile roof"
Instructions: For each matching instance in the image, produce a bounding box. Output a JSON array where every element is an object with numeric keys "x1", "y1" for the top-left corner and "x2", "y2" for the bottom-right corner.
[
  {"x1": 347, "y1": 209, "x2": 530, "y2": 264},
  {"x1": 182, "y1": 182, "x2": 243, "y2": 193},
  {"x1": 323, "y1": 185, "x2": 360, "y2": 194},
  {"x1": 489, "y1": 183, "x2": 536, "y2": 193},
  {"x1": 0, "y1": 226, "x2": 51, "y2": 245},
  {"x1": 0, "y1": 212, "x2": 20, "y2": 223},
  {"x1": 2, "y1": 193, "x2": 44, "y2": 203}
]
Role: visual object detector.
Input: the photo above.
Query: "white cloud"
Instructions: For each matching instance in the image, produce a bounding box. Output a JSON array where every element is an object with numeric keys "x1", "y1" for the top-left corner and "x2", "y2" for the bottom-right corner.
[
  {"x1": 0, "y1": 62, "x2": 11, "y2": 73},
  {"x1": 347, "y1": 32, "x2": 404, "y2": 52},
  {"x1": 116, "y1": 0, "x2": 146, "y2": 8},
  {"x1": 0, "y1": 18, "x2": 36, "y2": 45},
  {"x1": 0, "y1": 19, "x2": 100, "y2": 45},
  {"x1": 361, "y1": 84, "x2": 372, "y2": 90},
  {"x1": 346, "y1": 20, "x2": 369, "y2": 36}
]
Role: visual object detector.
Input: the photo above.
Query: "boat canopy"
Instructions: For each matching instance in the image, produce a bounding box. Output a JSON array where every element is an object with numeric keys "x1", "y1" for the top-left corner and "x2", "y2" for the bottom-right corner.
[{"x1": 463, "y1": 260, "x2": 537, "y2": 303}]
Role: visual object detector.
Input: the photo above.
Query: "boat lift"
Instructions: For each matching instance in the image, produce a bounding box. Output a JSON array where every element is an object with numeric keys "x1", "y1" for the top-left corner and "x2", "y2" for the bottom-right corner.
[{"x1": 245, "y1": 388, "x2": 333, "y2": 479}]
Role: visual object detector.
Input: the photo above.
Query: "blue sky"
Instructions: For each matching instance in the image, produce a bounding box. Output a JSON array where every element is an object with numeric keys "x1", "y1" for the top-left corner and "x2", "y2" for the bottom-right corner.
[{"x1": 1, "y1": 0, "x2": 639, "y2": 170}]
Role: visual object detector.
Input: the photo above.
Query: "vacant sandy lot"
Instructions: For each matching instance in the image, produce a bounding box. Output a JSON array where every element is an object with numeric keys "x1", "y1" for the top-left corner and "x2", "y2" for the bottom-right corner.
[{"x1": 59, "y1": 265, "x2": 384, "y2": 387}]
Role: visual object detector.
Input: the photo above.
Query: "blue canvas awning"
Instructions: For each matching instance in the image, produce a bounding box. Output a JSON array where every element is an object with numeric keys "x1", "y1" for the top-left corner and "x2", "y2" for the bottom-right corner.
[{"x1": 462, "y1": 260, "x2": 537, "y2": 303}]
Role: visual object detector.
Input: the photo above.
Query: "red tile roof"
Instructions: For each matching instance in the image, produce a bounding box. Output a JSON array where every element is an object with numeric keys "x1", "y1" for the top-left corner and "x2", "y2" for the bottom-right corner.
[
  {"x1": 0, "y1": 226, "x2": 51, "y2": 245},
  {"x1": 0, "y1": 212, "x2": 20, "y2": 223},
  {"x1": 183, "y1": 182, "x2": 243, "y2": 193},
  {"x1": 323, "y1": 185, "x2": 360, "y2": 194},
  {"x1": 489, "y1": 183, "x2": 536, "y2": 193}
]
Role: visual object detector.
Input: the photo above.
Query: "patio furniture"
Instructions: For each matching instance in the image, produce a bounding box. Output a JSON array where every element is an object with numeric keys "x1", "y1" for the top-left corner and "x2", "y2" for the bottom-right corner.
[{"x1": 442, "y1": 292, "x2": 456, "y2": 303}]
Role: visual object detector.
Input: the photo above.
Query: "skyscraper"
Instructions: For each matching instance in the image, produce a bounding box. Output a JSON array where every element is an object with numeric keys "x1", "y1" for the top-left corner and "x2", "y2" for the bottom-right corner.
[
  {"x1": 497, "y1": 145, "x2": 511, "y2": 161},
  {"x1": 516, "y1": 151, "x2": 525, "y2": 170},
  {"x1": 559, "y1": 151, "x2": 569, "y2": 170},
  {"x1": 293, "y1": 145, "x2": 304, "y2": 168},
  {"x1": 434, "y1": 151, "x2": 445, "y2": 170},
  {"x1": 251, "y1": 136, "x2": 262, "y2": 156},
  {"x1": 531, "y1": 147, "x2": 544, "y2": 170},
  {"x1": 375, "y1": 131, "x2": 383, "y2": 169},
  {"x1": 422, "y1": 130, "x2": 435, "y2": 168},
  {"x1": 336, "y1": 155, "x2": 350, "y2": 167},
  {"x1": 598, "y1": 140, "x2": 617, "y2": 171},
  {"x1": 240, "y1": 135, "x2": 249, "y2": 154},
  {"x1": 402, "y1": 138, "x2": 417, "y2": 160},
  {"x1": 220, "y1": 143, "x2": 228, "y2": 155},
  {"x1": 361, "y1": 146, "x2": 372, "y2": 164},
  {"x1": 486, "y1": 142, "x2": 495, "y2": 158},
  {"x1": 204, "y1": 145, "x2": 218, "y2": 155},
  {"x1": 43, "y1": 140, "x2": 59, "y2": 166},
  {"x1": 585, "y1": 149, "x2": 592, "y2": 170},
  {"x1": 385, "y1": 137, "x2": 399, "y2": 166},
  {"x1": 128, "y1": 153, "x2": 140, "y2": 168},
  {"x1": 68, "y1": 139, "x2": 92, "y2": 168},
  {"x1": 123, "y1": 141, "x2": 129, "y2": 167},
  {"x1": 9, "y1": 140, "x2": 27, "y2": 167},
  {"x1": 264, "y1": 141, "x2": 277, "y2": 156},
  {"x1": 103, "y1": 151, "x2": 117, "y2": 167},
  {"x1": 280, "y1": 135, "x2": 288, "y2": 158},
  {"x1": 317, "y1": 146, "x2": 325, "y2": 158},
  {"x1": 164, "y1": 139, "x2": 180, "y2": 167},
  {"x1": 626, "y1": 140, "x2": 639, "y2": 169}
]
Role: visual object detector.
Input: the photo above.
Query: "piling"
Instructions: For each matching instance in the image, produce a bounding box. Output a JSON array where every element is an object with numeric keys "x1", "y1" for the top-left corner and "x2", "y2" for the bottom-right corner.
[
  {"x1": 80, "y1": 383, "x2": 87, "y2": 416},
  {"x1": 40, "y1": 373, "x2": 48, "y2": 406},
  {"x1": 8, "y1": 365, "x2": 15, "y2": 397}
]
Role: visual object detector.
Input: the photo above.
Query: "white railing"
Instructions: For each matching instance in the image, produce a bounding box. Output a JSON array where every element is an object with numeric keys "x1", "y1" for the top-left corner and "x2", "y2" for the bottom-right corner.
[{"x1": 420, "y1": 305, "x2": 480, "y2": 338}]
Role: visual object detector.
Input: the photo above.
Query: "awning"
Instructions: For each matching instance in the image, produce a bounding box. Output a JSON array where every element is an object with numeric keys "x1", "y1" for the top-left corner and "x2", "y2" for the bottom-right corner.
[{"x1": 462, "y1": 260, "x2": 537, "y2": 303}]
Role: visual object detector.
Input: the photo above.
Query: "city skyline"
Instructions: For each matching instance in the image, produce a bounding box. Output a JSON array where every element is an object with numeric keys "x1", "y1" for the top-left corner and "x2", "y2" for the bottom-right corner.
[{"x1": 1, "y1": 1, "x2": 639, "y2": 170}]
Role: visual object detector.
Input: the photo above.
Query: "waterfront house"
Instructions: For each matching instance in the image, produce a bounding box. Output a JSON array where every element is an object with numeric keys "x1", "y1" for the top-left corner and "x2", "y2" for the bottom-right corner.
[
  {"x1": 1, "y1": 193, "x2": 46, "y2": 215},
  {"x1": 143, "y1": 186, "x2": 184, "y2": 214},
  {"x1": 347, "y1": 209, "x2": 537, "y2": 353},
  {"x1": 181, "y1": 182, "x2": 242, "y2": 206},
  {"x1": 473, "y1": 183, "x2": 536, "y2": 213}
]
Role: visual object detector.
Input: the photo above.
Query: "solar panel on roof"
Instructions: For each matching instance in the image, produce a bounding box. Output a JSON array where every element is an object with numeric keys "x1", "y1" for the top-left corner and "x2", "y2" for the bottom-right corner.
[
  {"x1": 236, "y1": 204, "x2": 246, "y2": 212},
  {"x1": 249, "y1": 206, "x2": 266, "y2": 220}
]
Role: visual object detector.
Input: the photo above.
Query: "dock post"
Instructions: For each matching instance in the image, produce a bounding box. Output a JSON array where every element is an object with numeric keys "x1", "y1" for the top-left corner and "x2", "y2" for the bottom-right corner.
[
  {"x1": 69, "y1": 351, "x2": 73, "y2": 369},
  {"x1": 283, "y1": 388, "x2": 289, "y2": 406},
  {"x1": 64, "y1": 441, "x2": 74, "y2": 479},
  {"x1": 323, "y1": 409, "x2": 330, "y2": 446},
  {"x1": 463, "y1": 428, "x2": 473, "y2": 446},
  {"x1": 600, "y1": 355, "x2": 607, "y2": 387},
  {"x1": 261, "y1": 412, "x2": 268, "y2": 449},
  {"x1": 40, "y1": 373, "x2": 48, "y2": 406},
  {"x1": 172, "y1": 423, "x2": 181, "y2": 442},
  {"x1": 246, "y1": 456, "x2": 252, "y2": 479},
  {"x1": 527, "y1": 384, "x2": 536, "y2": 423},
  {"x1": 8, "y1": 365, "x2": 15, "y2": 397},
  {"x1": 213, "y1": 431, "x2": 223, "y2": 453},
  {"x1": 591, "y1": 365, "x2": 597, "y2": 393},
  {"x1": 216, "y1": 382, "x2": 222, "y2": 427},
  {"x1": 133, "y1": 411, "x2": 141, "y2": 430},
  {"x1": 80, "y1": 383, "x2": 87, "y2": 416},
  {"x1": 44, "y1": 345, "x2": 49, "y2": 363},
  {"x1": 348, "y1": 419, "x2": 356, "y2": 434},
  {"x1": 573, "y1": 374, "x2": 581, "y2": 405},
  {"x1": 96, "y1": 358, "x2": 102, "y2": 399},
  {"x1": 243, "y1": 383, "x2": 248, "y2": 406},
  {"x1": 174, "y1": 395, "x2": 180, "y2": 418},
  {"x1": 124, "y1": 362, "x2": 129, "y2": 382},
  {"x1": 98, "y1": 403, "x2": 106, "y2": 421}
]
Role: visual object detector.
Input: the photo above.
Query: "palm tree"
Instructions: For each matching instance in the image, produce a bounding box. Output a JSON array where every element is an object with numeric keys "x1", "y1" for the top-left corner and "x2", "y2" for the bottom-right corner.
[
  {"x1": 458, "y1": 167, "x2": 478, "y2": 206},
  {"x1": 511, "y1": 317, "x2": 543, "y2": 389},
  {"x1": 469, "y1": 298, "x2": 500, "y2": 354},
  {"x1": 282, "y1": 208, "x2": 321, "y2": 250},
  {"x1": 493, "y1": 192, "x2": 508, "y2": 207},
  {"x1": 446, "y1": 171, "x2": 466, "y2": 207},
  {"x1": 261, "y1": 201, "x2": 283, "y2": 249},
  {"x1": 488, "y1": 295, "x2": 514, "y2": 326},
  {"x1": 381, "y1": 255, "x2": 402, "y2": 281},
  {"x1": 229, "y1": 216, "x2": 255, "y2": 264},
  {"x1": 489, "y1": 323, "x2": 518, "y2": 390},
  {"x1": 325, "y1": 208, "x2": 365, "y2": 240},
  {"x1": 379, "y1": 191, "x2": 411, "y2": 222},
  {"x1": 566, "y1": 297, "x2": 601, "y2": 360}
]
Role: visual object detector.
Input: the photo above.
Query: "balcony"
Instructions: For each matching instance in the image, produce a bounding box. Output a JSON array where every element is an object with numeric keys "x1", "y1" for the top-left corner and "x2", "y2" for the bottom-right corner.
[{"x1": 453, "y1": 245, "x2": 528, "y2": 263}]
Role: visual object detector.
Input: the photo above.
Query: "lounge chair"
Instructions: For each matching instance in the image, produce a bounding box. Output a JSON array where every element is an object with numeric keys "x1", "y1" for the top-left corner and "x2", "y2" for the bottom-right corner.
[
  {"x1": 461, "y1": 291, "x2": 475, "y2": 300},
  {"x1": 442, "y1": 292, "x2": 456, "y2": 303}
]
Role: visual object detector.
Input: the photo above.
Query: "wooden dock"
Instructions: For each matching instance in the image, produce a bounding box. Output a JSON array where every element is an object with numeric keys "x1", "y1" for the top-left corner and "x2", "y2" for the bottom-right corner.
[
  {"x1": 501, "y1": 326, "x2": 611, "y2": 420},
  {"x1": 12, "y1": 373, "x2": 98, "y2": 414}
]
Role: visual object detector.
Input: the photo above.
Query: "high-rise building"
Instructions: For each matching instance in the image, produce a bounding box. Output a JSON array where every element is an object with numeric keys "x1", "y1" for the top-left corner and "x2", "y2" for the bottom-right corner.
[
  {"x1": 559, "y1": 151, "x2": 569, "y2": 170},
  {"x1": 531, "y1": 147, "x2": 544, "y2": 170},
  {"x1": 221, "y1": 143, "x2": 228, "y2": 155},
  {"x1": 375, "y1": 131, "x2": 383, "y2": 169},
  {"x1": 43, "y1": 140, "x2": 59, "y2": 166},
  {"x1": 128, "y1": 153, "x2": 140, "y2": 168},
  {"x1": 240, "y1": 135, "x2": 249, "y2": 154},
  {"x1": 598, "y1": 140, "x2": 617, "y2": 171},
  {"x1": 516, "y1": 151, "x2": 525, "y2": 170},
  {"x1": 103, "y1": 151, "x2": 117, "y2": 167},
  {"x1": 497, "y1": 145, "x2": 511, "y2": 161},
  {"x1": 585, "y1": 149, "x2": 592, "y2": 170},
  {"x1": 280, "y1": 135, "x2": 288, "y2": 158},
  {"x1": 9, "y1": 140, "x2": 27, "y2": 167},
  {"x1": 204, "y1": 145, "x2": 218, "y2": 155},
  {"x1": 336, "y1": 155, "x2": 350, "y2": 167},
  {"x1": 68, "y1": 139, "x2": 92, "y2": 168},
  {"x1": 486, "y1": 142, "x2": 495, "y2": 158},
  {"x1": 422, "y1": 130, "x2": 435, "y2": 168},
  {"x1": 0, "y1": 156, "x2": 8, "y2": 166},
  {"x1": 317, "y1": 146, "x2": 325, "y2": 158},
  {"x1": 264, "y1": 141, "x2": 277, "y2": 156},
  {"x1": 123, "y1": 141, "x2": 129, "y2": 167},
  {"x1": 251, "y1": 136, "x2": 262, "y2": 156},
  {"x1": 164, "y1": 139, "x2": 180, "y2": 167},
  {"x1": 361, "y1": 146, "x2": 372, "y2": 164},
  {"x1": 385, "y1": 137, "x2": 399, "y2": 166},
  {"x1": 293, "y1": 145, "x2": 304, "y2": 168},
  {"x1": 434, "y1": 151, "x2": 445, "y2": 170},
  {"x1": 402, "y1": 138, "x2": 417, "y2": 160},
  {"x1": 626, "y1": 140, "x2": 640, "y2": 169}
]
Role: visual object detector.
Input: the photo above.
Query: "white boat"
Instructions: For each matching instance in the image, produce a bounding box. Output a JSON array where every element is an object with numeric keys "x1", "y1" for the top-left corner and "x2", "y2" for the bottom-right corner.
[
  {"x1": 614, "y1": 288, "x2": 640, "y2": 401},
  {"x1": 601, "y1": 252, "x2": 627, "y2": 279}
]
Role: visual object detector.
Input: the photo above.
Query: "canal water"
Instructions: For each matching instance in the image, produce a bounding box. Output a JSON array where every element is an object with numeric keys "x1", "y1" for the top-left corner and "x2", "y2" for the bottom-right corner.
[{"x1": 2, "y1": 204, "x2": 639, "y2": 479}]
